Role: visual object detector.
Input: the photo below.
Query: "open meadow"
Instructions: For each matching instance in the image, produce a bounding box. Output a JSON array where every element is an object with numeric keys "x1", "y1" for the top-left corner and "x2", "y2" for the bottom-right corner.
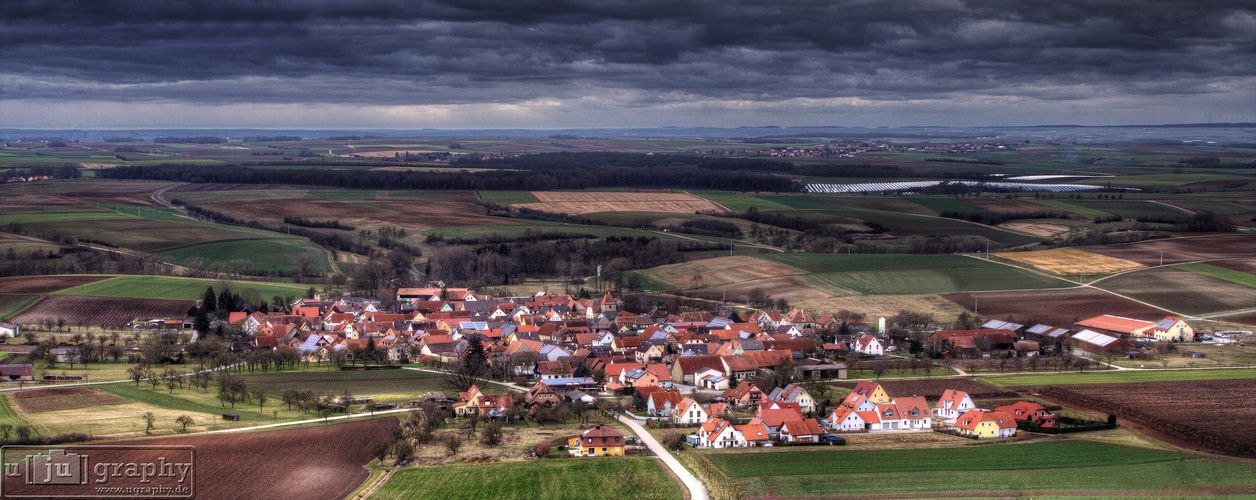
[
  {"x1": 701, "y1": 439, "x2": 1256, "y2": 498},
  {"x1": 373, "y1": 458, "x2": 682, "y2": 500}
]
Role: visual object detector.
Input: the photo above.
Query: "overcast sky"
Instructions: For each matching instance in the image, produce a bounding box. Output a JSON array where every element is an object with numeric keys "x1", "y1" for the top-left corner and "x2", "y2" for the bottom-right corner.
[{"x1": 2, "y1": 0, "x2": 1254, "y2": 129}]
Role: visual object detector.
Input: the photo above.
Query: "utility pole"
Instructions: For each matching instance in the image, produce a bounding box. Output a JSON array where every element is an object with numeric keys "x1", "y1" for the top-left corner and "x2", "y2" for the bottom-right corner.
[{"x1": 1160, "y1": 251, "x2": 1163, "y2": 266}]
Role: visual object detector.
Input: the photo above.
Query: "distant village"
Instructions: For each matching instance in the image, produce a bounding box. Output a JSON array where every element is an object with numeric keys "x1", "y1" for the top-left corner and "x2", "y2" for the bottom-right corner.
[{"x1": 11, "y1": 282, "x2": 1179, "y2": 451}]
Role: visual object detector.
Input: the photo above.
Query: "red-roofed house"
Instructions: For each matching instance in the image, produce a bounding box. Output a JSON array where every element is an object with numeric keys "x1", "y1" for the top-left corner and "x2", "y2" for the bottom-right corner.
[
  {"x1": 955, "y1": 410, "x2": 1018, "y2": 438},
  {"x1": 933, "y1": 389, "x2": 975, "y2": 421},
  {"x1": 779, "y1": 418, "x2": 825, "y2": 443},
  {"x1": 995, "y1": 401, "x2": 1057, "y2": 427}
]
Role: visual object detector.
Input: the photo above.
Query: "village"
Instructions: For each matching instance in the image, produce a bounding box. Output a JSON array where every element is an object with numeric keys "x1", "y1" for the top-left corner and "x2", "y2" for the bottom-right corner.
[{"x1": 6, "y1": 282, "x2": 1193, "y2": 456}]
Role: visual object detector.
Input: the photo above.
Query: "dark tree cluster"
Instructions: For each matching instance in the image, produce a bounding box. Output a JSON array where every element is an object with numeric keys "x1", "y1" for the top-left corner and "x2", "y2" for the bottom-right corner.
[
  {"x1": 283, "y1": 216, "x2": 356, "y2": 231},
  {"x1": 938, "y1": 210, "x2": 1067, "y2": 225}
]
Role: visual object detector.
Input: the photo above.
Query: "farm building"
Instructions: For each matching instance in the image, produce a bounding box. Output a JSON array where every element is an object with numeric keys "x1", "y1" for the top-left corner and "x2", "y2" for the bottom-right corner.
[
  {"x1": 0, "y1": 322, "x2": 18, "y2": 338},
  {"x1": 1076, "y1": 315, "x2": 1195, "y2": 342},
  {"x1": 1024, "y1": 324, "x2": 1072, "y2": 343},
  {"x1": 1070, "y1": 329, "x2": 1134, "y2": 355},
  {"x1": 0, "y1": 364, "x2": 32, "y2": 381}
]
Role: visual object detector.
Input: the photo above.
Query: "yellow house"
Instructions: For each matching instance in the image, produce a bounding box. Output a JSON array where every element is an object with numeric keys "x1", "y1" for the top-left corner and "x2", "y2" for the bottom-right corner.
[
  {"x1": 1151, "y1": 317, "x2": 1194, "y2": 342},
  {"x1": 567, "y1": 425, "x2": 625, "y2": 456},
  {"x1": 851, "y1": 381, "x2": 891, "y2": 403},
  {"x1": 955, "y1": 410, "x2": 1017, "y2": 438}
]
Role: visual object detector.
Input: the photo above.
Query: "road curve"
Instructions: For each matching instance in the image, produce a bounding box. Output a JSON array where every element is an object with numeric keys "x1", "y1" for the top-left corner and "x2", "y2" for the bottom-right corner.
[{"x1": 617, "y1": 414, "x2": 709, "y2": 500}]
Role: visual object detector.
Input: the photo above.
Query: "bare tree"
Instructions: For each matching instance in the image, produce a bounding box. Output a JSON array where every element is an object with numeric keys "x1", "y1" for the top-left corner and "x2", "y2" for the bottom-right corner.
[
  {"x1": 175, "y1": 415, "x2": 194, "y2": 433},
  {"x1": 142, "y1": 412, "x2": 156, "y2": 434}
]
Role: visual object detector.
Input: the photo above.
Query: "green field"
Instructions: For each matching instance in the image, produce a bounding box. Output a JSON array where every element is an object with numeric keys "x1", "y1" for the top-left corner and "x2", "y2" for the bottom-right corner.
[
  {"x1": 1069, "y1": 200, "x2": 1191, "y2": 220},
  {"x1": 908, "y1": 196, "x2": 990, "y2": 214},
  {"x1": 752, "y1": 254, "x2": 1071, "y2": 296},
  {"x1": 0, "y1": 210, "x2": 134, "y2": 225},
  {"x1": 751, "y1": 194, "x2": 835, "y2": 210},
  {"x1": 373, "y1": 458, "x2": 682, "y2": 500},
  {"x1": 477, "y1": 191, "x2": 540, "y2": 204},
  {"x1": 154, "y1": 238, "x2": 330, "y2": 273},
  {"x1": 304, "y1": 189, "x2": 378, "y2": 199},
  {"x1": 798, "y1": 208, "x2": 1042, "y2": 246},
  {"x1": 0, "y1": 294, "x2": 43, "y2": 319},
  {"x1": 707, "y1": 440, "x2": 1256, "y2": 497},
  {"x1": 688, "y1": 191, "x2": 793, "y2": 211},
  {"x1": 1025, "y1": 199, "x2": 1112, "y2": 219},
  {"x1": 983, "y1": 368, "x2": 1256, "y2": 387},
  {"x1": 53, "y1": 275, "x2": 318, "y2": 301},
  {"x1": 240, "y1": 367, "x2": 450, "y2": 400},
  {"x1": 1172, "y1": 262, "x2": 1256, "y2": 288},
  {"x1": 1175, "y1": 200, "x2": 1256, "y2": 216}
]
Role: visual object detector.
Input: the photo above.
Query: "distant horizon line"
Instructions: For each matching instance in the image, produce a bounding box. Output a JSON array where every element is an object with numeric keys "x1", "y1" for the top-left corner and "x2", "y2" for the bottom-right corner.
[{"x1": 3, "y1": 122, "x2": 1255, "y2": 134}]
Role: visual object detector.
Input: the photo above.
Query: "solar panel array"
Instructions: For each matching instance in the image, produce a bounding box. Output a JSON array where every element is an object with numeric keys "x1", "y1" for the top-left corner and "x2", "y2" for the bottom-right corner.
[{"x1": 805, "y1": 180, "x2": 1107, "y2": 193}]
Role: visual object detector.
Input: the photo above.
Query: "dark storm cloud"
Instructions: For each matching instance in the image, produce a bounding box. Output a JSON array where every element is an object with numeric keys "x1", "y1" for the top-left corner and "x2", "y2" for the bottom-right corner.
[{"x1": 1, "y1": 0, "x2": 1253, "y2": 111}]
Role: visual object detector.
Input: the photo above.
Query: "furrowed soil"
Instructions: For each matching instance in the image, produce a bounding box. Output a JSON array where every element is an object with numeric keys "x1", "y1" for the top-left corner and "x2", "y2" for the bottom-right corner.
[
  {"x1": 1027, "y1": 380, "x2": 1256, "y2": 458},
  {"x1": 35, "y1": 417, "x2": 399, "y2": 500},
  {"x1": 13, "y1": 295, "x2": 195, "y2": 327},
  {"x1": 1085, "y1": 234, "x2": 1256, "y2": 265},
  {"x1": 0, "y1": 275, "x2": 113, "y2": 294},
  {"x1": 13, "y1": 387, "x2": 129, "y2": 412},
  {"x1": 942, "y1": 288, "x2": 1171, "y2": 326}
]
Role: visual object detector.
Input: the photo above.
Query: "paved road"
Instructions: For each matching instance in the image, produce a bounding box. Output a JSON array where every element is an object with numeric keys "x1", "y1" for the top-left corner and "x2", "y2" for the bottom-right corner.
[
  {"x1": 617, "y1": 414, "x2": 708, "y2": 500},
  {"x1": 404, "y1": 367, "x2": 708, "y2": 500}
]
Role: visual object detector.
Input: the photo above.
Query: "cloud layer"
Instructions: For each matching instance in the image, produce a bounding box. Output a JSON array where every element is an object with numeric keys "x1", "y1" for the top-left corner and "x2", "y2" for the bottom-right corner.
[{"x1": 2, "y1": 0, "x2": 1254, "y2": 127}]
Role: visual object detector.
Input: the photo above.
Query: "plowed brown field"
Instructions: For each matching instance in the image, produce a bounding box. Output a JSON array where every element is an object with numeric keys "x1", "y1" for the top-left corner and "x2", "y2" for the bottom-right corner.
[
  {"x1": 518, "y1": 191, "x2": 723, "y2": 214},
  {"x1": 13, "y1": 387, "x2": 129, "y2": 412},
  {"x1": 1029, "y1": 380, "x2": 1256, "y2": 458},
  {"x1": 1085, "y1": 234, "x2": 1256, "y2": 266},
  {"x1": 13, "y1": 295, "x2": 195, "y2": 327},
  {"x1": 0, "y1": 275, "x2": 112, "y2": 294},
  {"x1": 942, "y1": 288, "x2": 1171, "y2": 326},
  {"x1": 3, "y1": 417, "x2": 400, "y2": 500}
]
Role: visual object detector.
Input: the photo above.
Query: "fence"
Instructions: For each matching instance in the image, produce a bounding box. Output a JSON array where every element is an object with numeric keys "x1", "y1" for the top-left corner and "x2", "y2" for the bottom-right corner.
[{"x1": 1016, "y1": 416, "x2": 1116, "y2": 434}]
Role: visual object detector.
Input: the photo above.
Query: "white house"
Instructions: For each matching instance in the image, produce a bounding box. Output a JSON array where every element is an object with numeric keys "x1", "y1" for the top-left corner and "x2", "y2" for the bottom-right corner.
[
  {"x1": 854, "y1": 334, "x2": 884, "y2": 356},
  {"x1": 673, "y1": 398, "x2": 710, "y2": 426},
  {"x1": 697, "y1": 418, "x2": 746, "y2": 448},
  {"x1": 933, "y1": 389, "x2": 975, "y2": 421}
]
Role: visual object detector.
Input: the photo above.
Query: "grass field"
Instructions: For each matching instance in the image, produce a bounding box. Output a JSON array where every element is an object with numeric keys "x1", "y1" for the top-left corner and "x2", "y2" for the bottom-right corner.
[
  {"x1": 377, "y1": 190, "x2": 455, "y2": 202},
  {"x1": 372, "y1": 458, "x2": 682, "y2": 500},
  {"x1": 153, "y1": 238, "x2": 331, "y2": 273},
  {"x1": 997, "y1": 248, "x2": 1145, "y2": 275},
  {"x1": 907, "y1": 196, "x2": 990, "y2": 214},
  {"x1": 688, "y1": 191, "x2": 793, "y2": 211},
  {"x1": 1070, "y1": 200, "x2": 1192, "y2": 220},
  {"x1": 1172, "y1": 262, "x2": 1256, "y2": 288},
  {"x1": 983, "y1": 367, "x2": 1256, "y2": 387},
  {"x1": 0, "y1": 294, "x2": 43, "y2": 319},
  {"x1": 706, "y1": 440, "x2": 1256, "y2": 497},
  {"x1": 477, "y1": 191, "x2": 540, "y2": 204},
  {"x1": 1026, "y1": 199, "x2": 1112, "y2": 219},
  {"x1": 751, "y1": 254, "x2": 1072, "y2": 295},
  {"x1": 52, "y1": 275, "x2": 318, "y2": 301}
]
